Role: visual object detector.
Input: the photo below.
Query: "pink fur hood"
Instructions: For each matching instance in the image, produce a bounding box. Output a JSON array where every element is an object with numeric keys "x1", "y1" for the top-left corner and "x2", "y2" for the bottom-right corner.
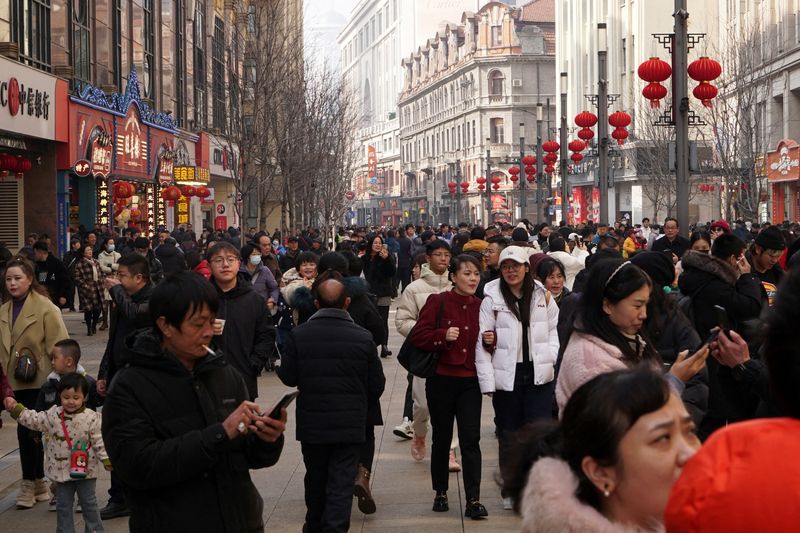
[{"x1": 520, "y1": 457, "x2": 664, "y2": 533}]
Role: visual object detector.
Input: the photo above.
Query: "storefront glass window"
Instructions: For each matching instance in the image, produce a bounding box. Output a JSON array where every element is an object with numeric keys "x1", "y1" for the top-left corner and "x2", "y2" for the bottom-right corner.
[{"x1": 12, "y1": 0, "x2": 52, "y2": 72}]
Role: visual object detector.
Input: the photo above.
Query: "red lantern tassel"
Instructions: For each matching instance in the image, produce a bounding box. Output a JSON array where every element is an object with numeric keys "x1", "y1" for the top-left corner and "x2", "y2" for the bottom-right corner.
[
  {"x1": 651, "y1": 100, "x2": 660, "y2": 108},
  {"x1": 702, "y1": 99, "x2": 712, "y2": 108}
]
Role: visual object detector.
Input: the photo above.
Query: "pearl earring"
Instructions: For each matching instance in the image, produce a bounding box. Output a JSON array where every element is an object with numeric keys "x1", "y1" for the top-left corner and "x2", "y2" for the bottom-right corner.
[{"x1": 603, "y1": 484, "x2": 611, "y2": 497}]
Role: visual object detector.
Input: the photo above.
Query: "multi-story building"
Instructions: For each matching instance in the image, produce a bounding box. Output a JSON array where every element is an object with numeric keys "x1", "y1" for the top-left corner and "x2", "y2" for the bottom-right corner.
[
  {"x1": 338, "y1": 0, "x2": 481, "y2": 226},
  {"x1": 0, "y1": 0, "x2": 301, "y2": 253},
  {"x1": 557, "y1": 0, "x2": 720, "y2": 225},
  {"x1": 722, "y1": 0, "x2": 800, "y2": 223},
  {"x1": 398, "y1": 0, "x2": 556, "y2": 225}
]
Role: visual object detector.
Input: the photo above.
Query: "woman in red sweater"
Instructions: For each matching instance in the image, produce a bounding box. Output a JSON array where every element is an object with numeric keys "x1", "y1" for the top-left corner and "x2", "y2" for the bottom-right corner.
[{"x1": 411, "y1": 254, "x2": 487, "y2": 519}]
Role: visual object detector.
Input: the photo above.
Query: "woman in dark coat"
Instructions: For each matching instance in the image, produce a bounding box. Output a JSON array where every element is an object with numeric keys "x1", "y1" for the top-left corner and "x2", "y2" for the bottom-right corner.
[
  {"x1": 73, "y1": 244, "x2": 105, "y2": 335},
  {"x1": 361, "y1": 233, "x2": 396, "y2": 358}
]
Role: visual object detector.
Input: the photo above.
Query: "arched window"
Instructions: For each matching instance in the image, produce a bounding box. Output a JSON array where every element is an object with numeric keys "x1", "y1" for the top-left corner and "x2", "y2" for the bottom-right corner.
[{"x1": 488, "y1": 70, "x2": 504, "y2": 96}]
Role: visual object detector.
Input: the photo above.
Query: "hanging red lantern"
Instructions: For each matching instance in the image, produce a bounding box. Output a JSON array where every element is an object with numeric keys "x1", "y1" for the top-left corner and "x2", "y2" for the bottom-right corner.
[
  {"x1": 476, "y1": 176, "x2": 486, "y2": 185},
  {"x1": 687, "y1": 57, "x2": 722, "y2": 84},
  {"x1": 571, "y1": 153, "x2": 584, "y2": 163},
  {"x1": 521, "y1": 155, "x2": 536, "y2": 166},
  {"x1": 180, "y1": 185, "x2": 196, "y2": 197},
  {"x1": 4, "y1": 154, "x2": 19, "y2": 172},
  {"x1": 161, "y1": 186, "x2": 182, "y2": 202},
  {"x1": 699, "y1": 184, "x2": 706, "y2": 192},
  {"x1": 492, "y1": 183, "x2": 500, "y2": 190},
  {"x1": 524, "y1": 165, "x2": 536, "y2": 175},
  {"x1": 545, "y1": 165, "x2": 555, "y2": 174},
  {"x1": 568, "y1": 140, "x2": 586, "y2": 153},
  {"x1": 447, "y1": 181, "x2": 457, "y2": 189},
  {"x1": 478, "y1": 184, "x2": 486, "y2": 191},
  {"x1": 575, "y1": 111, "x2": 598, "y2": 128},
  {"x1": 642, "y1": 82, "x2": 669, "y2": 108},
  {"x1": 508, "y1": 166, "x2": 520, "y2": 176},
  {"x1": 693, "y1": 82, "x2": 718, "y2": 108},
  {"x1": 544, "y1": 153, "x2": 558, "y2": 165},
  {"x1": 0, "y1": 155, "x2": 7, "y2": 172},
  {"x1": 526, "y1": 175, "x2": 536, "y2": 183},
  {"x1": 195, "y1": 186, "x2": 211, "y2": 198},
  {"x1": 130, "y1": 207, "x2": 142, "y2": 220},
  {"x1": 608, "y1": 111, "x2": 632, "y2": 129},
  {"x1": 542, "y1": 140, "x2": 560, "y2": 153},
  {"x1": 113, "y1": 181, "x2": 134, "y2": 199},
  {"x1": 490, "y1": 175, "x2": 501, "y2": 184},
  {"x1": 612, "y1": 127, "x2": 629, "y2": 144},
  {"x1": 578, "y1": 127, "x2": 595, "y2": 141},
  {"x1": 509, "y1": 174, "x2": 519, "y2": 183},
  {"x1": 16, "y1": 156, "x2": 32, "y2": 174},
  {"x1": 460, "y1": 181, "x2": 470, "y2": 190}
]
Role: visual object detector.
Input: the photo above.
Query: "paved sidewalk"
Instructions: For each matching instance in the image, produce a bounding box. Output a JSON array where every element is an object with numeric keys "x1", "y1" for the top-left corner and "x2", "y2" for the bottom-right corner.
[{"x1": 0, "y1": 308, "x2": 522, "y2": 532}]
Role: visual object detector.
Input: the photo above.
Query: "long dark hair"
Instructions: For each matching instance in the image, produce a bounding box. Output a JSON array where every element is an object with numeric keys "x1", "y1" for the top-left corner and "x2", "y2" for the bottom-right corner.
[
  {"x1": 499, "y1": 260, "x2": 534, "y2": 325},
  {"x1": 500, "y1": 369, "x2": 671, "y2": 513},
  {"x1": 577, "y1": 258, "x2": 658, "y2": 363}
]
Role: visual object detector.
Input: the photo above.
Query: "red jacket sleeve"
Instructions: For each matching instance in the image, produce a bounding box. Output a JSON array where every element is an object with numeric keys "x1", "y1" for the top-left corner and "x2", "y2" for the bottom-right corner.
[{"x1": 410, "y1": 293, "x2": 449, "y2": 351}]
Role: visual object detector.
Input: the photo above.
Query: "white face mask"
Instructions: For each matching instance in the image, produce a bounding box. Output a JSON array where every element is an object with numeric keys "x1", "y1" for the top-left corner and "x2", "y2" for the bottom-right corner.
[
  {"x1": 107, "y1": 245, "x2": 115, "y2": 252},
  {"x1": 249, "y1": 255, "x2": 262, "y2": 266}
]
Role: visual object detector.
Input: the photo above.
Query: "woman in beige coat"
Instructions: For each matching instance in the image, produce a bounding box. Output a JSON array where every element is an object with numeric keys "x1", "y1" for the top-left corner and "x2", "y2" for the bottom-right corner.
[{"x1": 0, "y1": 256, "x2": 69, "y2": 509}]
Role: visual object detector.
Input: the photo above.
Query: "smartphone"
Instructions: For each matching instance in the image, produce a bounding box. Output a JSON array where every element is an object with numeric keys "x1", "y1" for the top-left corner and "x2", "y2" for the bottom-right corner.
[
  {"x1": 705, "y1": 329, "x2": 720, "y2": 345},
  {"x1": 268, "y1": 391, "x2": 299, "y2": 419},
  {"x1": 713, "y1": 305, "x2": 731, "y2": 336}
]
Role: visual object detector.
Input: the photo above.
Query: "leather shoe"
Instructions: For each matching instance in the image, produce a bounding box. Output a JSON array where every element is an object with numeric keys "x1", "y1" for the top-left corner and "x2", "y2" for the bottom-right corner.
[
  {"x1": 100, "y1": 501, "x2": 131, "y2": 520},
  {"x1": 465, "y1": 499, "x2": 488, "y2": 519},
  {"x1": 432, "y1": 491, "x2": 448, "y2": 512}
]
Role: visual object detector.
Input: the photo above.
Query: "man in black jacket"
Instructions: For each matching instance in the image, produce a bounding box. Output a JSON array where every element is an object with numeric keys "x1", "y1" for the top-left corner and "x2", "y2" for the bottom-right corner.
[
  {"x1": 102, "y1": 272, "x2": 285, "y2": 533},
  {"x1": 134, "y1": 237, "x2": 164, "y2": 284},
  {"x1": 154, "y1": 237, "x2": 187, "y2": 277},
  {"x1": 396, "y1": 225, "x2": 415, "y2": 293},
  {"x1": 208, "y1": 242, "x2": 275, "y2": 400},
  {"x1": 652, "y1": 217, "x2": 691, "y2": 261},
  {"x1": 279, "y1": 236, "x2": 301, "y2": 272},
  {"x1": 33, "y1": 241, "x2": 71, "y2": 307},
  {"x1": 96, "y1": 253, "x2": 154, "y2": 519},
  {"x1": 278, "y1": 276, "x2": 385, "y2": 533}
]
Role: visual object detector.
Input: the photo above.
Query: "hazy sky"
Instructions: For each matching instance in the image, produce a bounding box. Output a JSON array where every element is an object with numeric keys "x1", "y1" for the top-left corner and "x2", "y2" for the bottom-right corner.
[{"x1": 304, "y1": 0, "x2": 358, "y2": 67}]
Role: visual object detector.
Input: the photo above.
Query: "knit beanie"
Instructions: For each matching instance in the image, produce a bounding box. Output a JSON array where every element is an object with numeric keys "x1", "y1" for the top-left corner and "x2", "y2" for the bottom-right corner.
[{"x1": 631, "y1": 251, "x2": 675, "y2": 288}]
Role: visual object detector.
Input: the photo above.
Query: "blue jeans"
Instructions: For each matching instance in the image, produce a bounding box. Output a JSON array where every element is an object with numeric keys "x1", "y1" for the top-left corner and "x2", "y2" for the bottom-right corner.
[{"x1": 56, "y1": 478, "x2": 104, "y2": 533}]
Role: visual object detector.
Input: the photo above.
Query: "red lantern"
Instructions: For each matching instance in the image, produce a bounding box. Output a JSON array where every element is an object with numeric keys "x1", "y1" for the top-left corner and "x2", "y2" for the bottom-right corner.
[
  {"x1": 113, "y1": 181, "x2": 134, "y2": 199},
  {"x1": 478, "y1": 184, "x2": 486, "y2": 191},
  {"x1": 571, "y1": 153, "x2": 584, "y2": 163},
  {"x1": 180, "y1": 185, "x2": 196, "y2": 197},
  {"x1": 542, "y1": 140, "x2": 560, "y2": 153},
  {"x1": 447, "y1": 181, "x2": 457, "y2": 189},
  {"x1": 195, "y1": 186, "x2": 211, "y2": 198},
  {"x1": 492, "y1": 183, "x2": 500, "y2": 190},
  {"x1": 130, "y1": 208, "x2": 142, "y2": 220},
  {"x1": 578, "y1": 128, "x2": 595, "y2": 141},
  {"x1": 161, "y1": 186, "x2": 181, "y2": 202},
  {"x1": 460, "y1": 181, "x2": 470, "y2": 190},
  {"x1": 687, "y1": 57, "x2": 722, "y2": 83},
  {"x1": 526, "y1": 175, "x2": 536, "y2": 183},
  {"x1": 575, "y1": 111, "x2": 598, "y2": 128},
  {"x1": 699, "y1": 184, "x2": 706, "y2": 192},
  {"x1": 568, "y1": 140, "x2": 586, "y2": 153},
  {"x1": 490, "y1": 175, "x2": 501, "y2": 184},
  {"x1": 508, "y1": 166, "x2": 520, "y2": 175},
  {"x1": 4, "y1": 154, "x2": 19, "y2": 172},
  {"x1": 612, "y1": 127, "x2": 629, "y2": 144},
  {"x1": 16, "y1": 156, "x2": 32, "y2": 173},
  {"x1": 0, "y1": 155, "x2": 6, "y2": 172},
  {"x1": 521, "y1": 155, "x2": 537, "y2": 166},
  {"x1": 544, "y1": 153, "x2": 558, "y2": 165},
  {"x1": 709, "y1": 184, "x2": 715, "y2": 191},
  {"x1": 608, "y1": 111, "x2": 632, "y2": 129},
  {"x1": 693, "y1": 82, "x2": 718, "y2": 108},
  {"x1": 545, "y1": 165, "x2": 555, "y2": 174},
  {"x1": 638, "y1": 57, "x2": 672, "y2": 83},
  {"x1": 642, "y1": 82, "x2": 669, "y2": 108},
  {"x1": 524, "y1": 165, "x2": 536, "y2": 175},
  {"x1": 509, "y1": 174, "x2": 519, "y2": 183},
  {"x1": 476, "y1": 176, "x2": 486, "y2": 185}
]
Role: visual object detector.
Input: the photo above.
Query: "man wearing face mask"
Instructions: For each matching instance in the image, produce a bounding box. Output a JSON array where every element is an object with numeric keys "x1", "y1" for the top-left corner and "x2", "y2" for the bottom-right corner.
[{"x1": 240, "y1": 244, "x2": 279, "y2": 313}]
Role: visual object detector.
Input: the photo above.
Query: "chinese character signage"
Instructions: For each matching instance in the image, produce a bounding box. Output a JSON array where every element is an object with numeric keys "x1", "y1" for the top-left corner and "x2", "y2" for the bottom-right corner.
[
  {"x1": 91, "y1": 139, "x2": 112, "y2": 178},
  {"x1": 0, "y1": 55, "x2": 57, "y2": 140},
  {"x1": 97, "y1": 177, "x2": 110, "y2": 225},
  {"x1": 177, "y1": 196, "x2": 189, "y2": 225},
  {"x1": 367, "y1": 145, "x2": 377, "y2": 178},
  {"x1": 173, "y1": 166, "x2": 210, "y2": 184},
  {"x1": 767, "y1": 140, "x2": 800, "y2": 183},
  {"x1": 159, "y1": 156, "x2": 174, "y2": 185},
  {"x1": 116, "y1": 105, "x2": 148, "y2": 172}
]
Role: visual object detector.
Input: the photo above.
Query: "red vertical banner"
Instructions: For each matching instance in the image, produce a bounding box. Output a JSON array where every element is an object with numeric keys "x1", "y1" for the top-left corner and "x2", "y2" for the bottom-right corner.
[
  {"x1": 570, "y1": 187, "x2": 584, "y2": 225},
  {"x1": 591, "y1": 187, "x2": 601, "y2": 224},
  {"x1": 367, "y1": 145, "x2": 377, "y2": 178}
]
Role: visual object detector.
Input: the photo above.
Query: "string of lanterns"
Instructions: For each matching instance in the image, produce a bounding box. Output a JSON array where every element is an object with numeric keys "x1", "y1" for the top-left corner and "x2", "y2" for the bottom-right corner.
[{"x1": 0, "y1": 154, "x2": 34, "y2": 179}]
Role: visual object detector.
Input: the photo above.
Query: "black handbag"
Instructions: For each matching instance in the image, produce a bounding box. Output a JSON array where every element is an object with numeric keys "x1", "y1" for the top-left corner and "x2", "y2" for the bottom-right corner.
[
  {"x1": 398, "y1": 295, "x2": 445, "y2": 378},
  {"x1": 13, "y1": 348, "x2": 38, "y2": 383}
]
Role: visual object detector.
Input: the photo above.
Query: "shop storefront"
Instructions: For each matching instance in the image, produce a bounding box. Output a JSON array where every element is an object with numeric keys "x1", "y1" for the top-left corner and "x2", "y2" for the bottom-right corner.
[
  {"x1": 766, "y1": 139, "x2": 800, "y2": 224},
  {"x1": 0, "y1": 55, "x2": 69, "y2": 253},
  {"x1": 59, "y1": 68, "x2": 178, "y2": 237}
]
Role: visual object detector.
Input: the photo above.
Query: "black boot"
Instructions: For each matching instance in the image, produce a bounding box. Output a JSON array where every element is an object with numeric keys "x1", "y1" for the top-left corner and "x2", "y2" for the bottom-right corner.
[
  {"x1": 432, "y1": 491, "x2": 448, "y2": 512},
  {"x1": 85, "y1": 314, "x2": 93, "y2": 336},
  {"x1": 91, "y1": 313, "x2": 98, "y2": 334}
]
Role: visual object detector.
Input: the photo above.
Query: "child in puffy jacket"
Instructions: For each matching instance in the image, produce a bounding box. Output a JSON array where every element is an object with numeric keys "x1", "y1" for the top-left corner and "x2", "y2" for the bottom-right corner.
[{"x1": 5, "y1": 372, "x2": 110, "y2": 533}]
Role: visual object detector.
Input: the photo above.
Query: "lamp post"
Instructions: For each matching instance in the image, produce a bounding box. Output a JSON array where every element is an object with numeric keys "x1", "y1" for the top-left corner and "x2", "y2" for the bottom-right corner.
[
  {"x1": 674, "y1": 0, "x2": 690, "y2": 232},
  {"x1": 518, "y1": 123, "x2": 526, "y2": 220},
  {"x1": 536, "y1": 104, "x2": 544, "y2": 225},
  {"x1": 485, "y1": 138, "x2": 492, "y2": 225},
  {"x1": 560, "y1": 72, "x2": 569, "y2": 225},
  {"x1": 597, "y1": 22, "x2": 610, "y2": 225}
]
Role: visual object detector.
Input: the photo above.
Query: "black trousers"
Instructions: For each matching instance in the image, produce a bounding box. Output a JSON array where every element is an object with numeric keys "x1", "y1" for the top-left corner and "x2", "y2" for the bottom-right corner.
[
  {"x1": 301, "y1": 442, "x2": 361, "y2": 533},
  {"x1": 377, "y1": 305, "x2": 390, "y2": 347},
  {"x1": 492, "y1": 368, "x2": 554, "y2": 496},
  {"x1": 397, "y1": 266, "x2": 412, "y2": 293},
  {"x1": 403, "y1": 372, "x2": 414, "y2": 420},
  {"x1": 14, "y1": 389, "x2": 44, "y2": 480},
  {"x1": 107, "y1": 470, "x2": 126, "y2": 504},
  {"x1": 425, "y1": 374, "x2": 482, "y2": 500},
  {"x1": 358, "y1": 425, "x2": 375, "y2": 472}
]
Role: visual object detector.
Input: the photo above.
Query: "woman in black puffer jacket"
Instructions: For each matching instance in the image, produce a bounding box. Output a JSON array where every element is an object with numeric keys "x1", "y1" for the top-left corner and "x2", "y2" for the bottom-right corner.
[{"x1": 362, "y1": 234, "x2": 396, "y2": 358}]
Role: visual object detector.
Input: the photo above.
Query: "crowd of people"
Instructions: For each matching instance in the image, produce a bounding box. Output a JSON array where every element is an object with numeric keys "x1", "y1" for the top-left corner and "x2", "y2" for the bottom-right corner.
[{"x1": 0, "y1": 213, "x2": 798, "y2": 532}]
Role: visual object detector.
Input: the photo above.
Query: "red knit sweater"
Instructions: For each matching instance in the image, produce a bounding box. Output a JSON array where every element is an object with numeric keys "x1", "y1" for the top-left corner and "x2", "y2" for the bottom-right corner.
[{"x1": 410, "y1": 290, "x2": 481, "y2": 377}]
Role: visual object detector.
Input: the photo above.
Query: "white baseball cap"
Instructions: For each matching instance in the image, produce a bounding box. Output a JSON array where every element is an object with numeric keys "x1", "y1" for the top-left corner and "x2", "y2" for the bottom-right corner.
[
  {"x1": 568, "y1": 232, "x2": 579, "y2": 242},
  {"x1": 499, "y1": 245, "x2": 530, "y2": 265}
]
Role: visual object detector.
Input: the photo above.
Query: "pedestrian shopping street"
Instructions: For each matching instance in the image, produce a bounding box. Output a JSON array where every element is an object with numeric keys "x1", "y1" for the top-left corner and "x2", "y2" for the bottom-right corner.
[{"x1": 0, "y1": 306, "x2": 520, "y2": 532}]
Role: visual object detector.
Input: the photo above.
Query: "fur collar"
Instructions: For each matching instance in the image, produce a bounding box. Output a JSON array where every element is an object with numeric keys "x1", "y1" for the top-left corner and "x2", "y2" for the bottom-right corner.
[
  {"x1": 521, "y1": 457, "x2": 664, "y2": 533},
  {"x1": 680, "y1": 250, "x2": 739, "y2": 286}
]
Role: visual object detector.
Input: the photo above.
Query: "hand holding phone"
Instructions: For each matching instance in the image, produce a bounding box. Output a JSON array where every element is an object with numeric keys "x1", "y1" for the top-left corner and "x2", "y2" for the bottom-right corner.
[
  {"x1": 713, "y1": 305, "x2": 731, "y2": 337},
  {"x1": 267, "y1": 391, "x2": 299, "y2": 420}
]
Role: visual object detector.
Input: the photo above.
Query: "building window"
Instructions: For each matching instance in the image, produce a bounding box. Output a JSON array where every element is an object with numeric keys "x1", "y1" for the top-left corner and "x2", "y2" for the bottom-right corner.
[
  {"x1": 70, "y1": 0, "x2": 91, "y2": 84},
  {"x1": 212, "y1": 17, "x2": 225, "y2": 131},
  {"x1": 175, "y1": 0, "x2": 187, "y2": 127},
  {"x1": 247, "y1": 4, "x2": 256, "y2": 34},
  {"x1": 488, "y1": 70, "x2": 504, "y2": 96},
  {"x1": 491, "y1": 25, "x2": 502, "y2": 47},
  {"x1": 490, "y1": 118, "x2": 504, "y2": 143},
  {"x1": 142, "y1": 0, "x2": 155, "y2": 98},
  {"x1": 621, "y1": 38, "x2": 627, "y2": 72},
  {"x1": 12, "y1": 0, "x2": 52, "y2": 71},
  {"x1": 472, "y1": 120, "x2": 476, "y2": 145},
  {"x1": 112, "y1": 0, "x2": 122, "y2": 88},
  {"x1": 194, "y1": 0, "x2": 207, "y2": 128}
]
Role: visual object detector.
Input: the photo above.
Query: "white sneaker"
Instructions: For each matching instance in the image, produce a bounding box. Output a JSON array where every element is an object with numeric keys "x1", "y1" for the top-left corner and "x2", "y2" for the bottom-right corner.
[
  {"x1": 503, "y1": 497, "x2": 514, "y2": 511},
  {"x1": 393, "y1": 418, "x2": 414, "y2": 440}
]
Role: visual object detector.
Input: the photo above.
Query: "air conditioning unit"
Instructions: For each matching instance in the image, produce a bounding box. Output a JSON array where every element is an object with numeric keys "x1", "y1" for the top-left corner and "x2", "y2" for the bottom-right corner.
[{"x1": 511, "y1": 79, "x2": 523, "y2": 87}]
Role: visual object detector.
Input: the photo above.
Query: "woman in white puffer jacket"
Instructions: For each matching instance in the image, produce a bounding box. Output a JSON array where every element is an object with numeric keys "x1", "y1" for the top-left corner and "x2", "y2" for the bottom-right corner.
[{"x1": 475, "y1": 246, "x2": 560, "y2": 509}]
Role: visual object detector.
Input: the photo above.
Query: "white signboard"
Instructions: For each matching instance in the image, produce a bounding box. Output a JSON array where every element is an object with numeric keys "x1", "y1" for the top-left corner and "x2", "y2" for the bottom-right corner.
[{"x1": 0, "y1": 55, "x2": 58, "y2": 140}]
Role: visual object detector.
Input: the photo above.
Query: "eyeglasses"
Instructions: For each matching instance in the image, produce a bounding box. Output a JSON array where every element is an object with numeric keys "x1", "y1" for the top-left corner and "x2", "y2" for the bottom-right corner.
[
  {"x1": 765, "y1": 249, "x2": 783, "y2": 258},
  {"x1": 210, "y1": 256, "x2": 240, "y2": 266},
  {"x1": 501, "y1": 263, "x2": 525, "y2": 272}
]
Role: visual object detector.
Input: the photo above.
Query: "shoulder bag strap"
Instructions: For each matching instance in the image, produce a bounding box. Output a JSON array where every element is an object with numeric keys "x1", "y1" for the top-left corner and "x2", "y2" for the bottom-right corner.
[{"x1": 60, "y1": 408, "x2": 73, "y2": 449}]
